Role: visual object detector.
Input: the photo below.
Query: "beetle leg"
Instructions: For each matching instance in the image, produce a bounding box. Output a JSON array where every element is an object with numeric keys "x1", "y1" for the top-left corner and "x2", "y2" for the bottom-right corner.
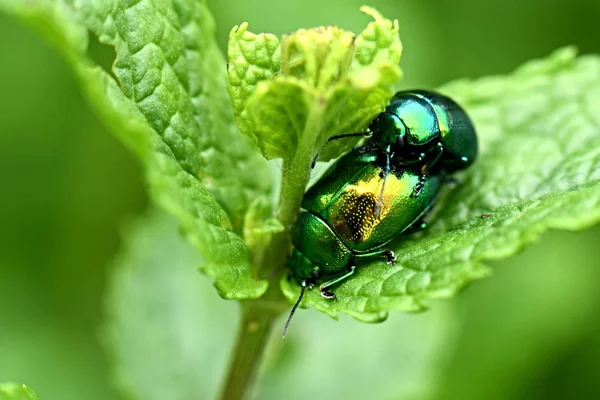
[
  {"x1": 382, "y1": 249, "x2": 396, "y2": 264},
  {"x1": 318, "y1": 265, "x2": 357, "y2": 300},
  {"x1": 412, "y1": 142, "x2": 444, "y2": 198},
  {"x1": 425, "y1": 142, "x2": 445, "y2": 174},
  {"x1": 412, "y1": 175, "x2": 426, "y2": 198},
  {"x1": 320, "y1": 289, "x2": 337, "y2": 300},
  {"x1": 379, "y1": 249, "x2": 396, "y2": 264},
  {"x1": 355, "y1": 248, "x2": 396, "y2": 264}
]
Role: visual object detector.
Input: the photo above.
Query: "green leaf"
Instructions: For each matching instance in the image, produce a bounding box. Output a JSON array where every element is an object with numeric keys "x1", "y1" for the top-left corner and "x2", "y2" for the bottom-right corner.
[
  {"x1": 0, "y1": 0, "x2": 270, "y2": 298},
  {"x1": 103, "y1": 208, "x2": 238, "y2": 400},
  {"x1": 0, "y1": 383, "x2": 38, "y2": 400},
  {"x1": 282, "y1": 48, "x2": 600, "y2": 321},
  {"x1": 76, "y1": 0, "x2": 274, "y2": 227},
  {"x1": 227, "y1": 6, "x2": 402, "y2": 163},
  {"x1": 227, "y1": 23, "x2": 280, "y2": 143},
  {"x1": 243, "y1": 197, "x2": 284, "y2": 269}
]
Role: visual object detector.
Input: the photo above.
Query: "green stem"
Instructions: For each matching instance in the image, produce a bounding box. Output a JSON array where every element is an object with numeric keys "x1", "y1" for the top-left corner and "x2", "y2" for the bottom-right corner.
[
  {"x1": 218, "y1": 106, "x2": 325, "y2": 400},
  {"x1": 218, "y1": 295, "x2": 281, "y2": 400},
  {"x1": 278, "y1": 106, "x2": 325, "y2": 226}
]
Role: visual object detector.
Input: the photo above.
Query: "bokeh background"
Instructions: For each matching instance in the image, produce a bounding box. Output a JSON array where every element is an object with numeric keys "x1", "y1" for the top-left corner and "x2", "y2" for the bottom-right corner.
[{"x1": 2, "y1": 1, "x2": 600, "y2": 399}]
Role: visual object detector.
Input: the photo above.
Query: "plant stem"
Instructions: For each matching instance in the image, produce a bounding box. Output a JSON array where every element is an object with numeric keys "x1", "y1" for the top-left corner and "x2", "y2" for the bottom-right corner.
[
  {"x1": 277, "y1": 110, "x2": 324, "y2": 229},
  {"x1": 218, "y1": 294, "x2": 282, "y2": 400},
  {"x1": 219, "y1": 105, "x2": 324, "y2": 400}
]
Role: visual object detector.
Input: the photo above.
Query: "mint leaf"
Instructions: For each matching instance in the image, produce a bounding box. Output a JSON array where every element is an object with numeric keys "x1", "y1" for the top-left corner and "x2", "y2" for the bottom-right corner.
[
  {"x1": 103, "y1": 209, "x2": 238, "y2": 400},
  {"x1": 282, "y1": 48, "x2": 600, "y2": 320},
  {"x1": 227, "y1": 6, "x2": 402, "y2": 163},
  {"x1": 243, "y1": 197, "x2": 284, "y2": 269},
  {"x1": 0, "y1": 383, "x2": 38, "y2": 400},
  {"x1": 227, "y1": 23, "x2": 280, "y2": 144},
  {"x1": 77, "y1": 0, "x2": 274, "y2": 227},
  {"x1": 0, "y1": 0, "x2": 270, "y2": 298}
]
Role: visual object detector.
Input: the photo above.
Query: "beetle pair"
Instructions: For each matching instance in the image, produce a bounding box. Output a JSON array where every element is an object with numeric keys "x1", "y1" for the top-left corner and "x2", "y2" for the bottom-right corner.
[{"x1": 284, "y1": 90, "x2": 478, "y2": 334}]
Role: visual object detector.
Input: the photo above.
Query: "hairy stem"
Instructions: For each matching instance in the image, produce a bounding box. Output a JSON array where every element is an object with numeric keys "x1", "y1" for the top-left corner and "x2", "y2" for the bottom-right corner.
[
  {"x1": 219, "y1": 106, "x2": 324, "y2": 400},
  {"x1": 218, "y1": 291, "x2": 282, "y2": 400}
]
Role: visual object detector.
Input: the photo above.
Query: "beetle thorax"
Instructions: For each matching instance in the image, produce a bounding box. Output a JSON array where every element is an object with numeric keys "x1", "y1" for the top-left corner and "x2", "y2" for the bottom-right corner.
[{"x1": 369, "y1": 112, "x2": 406, "y2": 151}]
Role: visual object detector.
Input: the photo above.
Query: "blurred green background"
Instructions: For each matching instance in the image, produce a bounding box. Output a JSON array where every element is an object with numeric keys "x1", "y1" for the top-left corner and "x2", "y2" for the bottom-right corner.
[{"x1": 2, "y1": 1, "x2": 600, "y2": 399}]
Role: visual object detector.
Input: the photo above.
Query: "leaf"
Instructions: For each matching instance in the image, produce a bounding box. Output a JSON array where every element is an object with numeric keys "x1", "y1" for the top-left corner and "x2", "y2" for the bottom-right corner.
[
  {"x1": 0, "y1": 0, "x2": 270, "y2": 298},
  {"x1": 227, "y1": 6, "x2": 402, "y2": 163},
  {"x1": 76, "y1": 0, "x2": 274, "y2": 227},
  {"x1": 243, "y1": 197, "x2": 284, "y2": 269},
  {"x1": 0, "y1": 383, "x2": 38, "y2": 400},
  {"x1": 227, "y1": 22, "x2": 281, "y2": 143},
  {"x1": 282, "y1": 48, "x2": 600, "y2": 321},
  {"x1": 103, "y1": 208, "x2": 238, "y2": 400}
]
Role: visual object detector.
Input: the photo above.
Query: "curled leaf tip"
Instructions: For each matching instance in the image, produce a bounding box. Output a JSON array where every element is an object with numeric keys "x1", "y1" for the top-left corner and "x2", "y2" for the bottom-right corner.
[
  {"x1": 552, "y1": 46, "x2": 578, "y2": 63},
  {"x1": 360, "y1": 5, "x2": 384, "y2": 20},
  {"x1": 360, "y1": 5, "x2": 399, "y2": 31},
  {"x1": 233, "y1": 22, "x2": 249, "y2": 37}
]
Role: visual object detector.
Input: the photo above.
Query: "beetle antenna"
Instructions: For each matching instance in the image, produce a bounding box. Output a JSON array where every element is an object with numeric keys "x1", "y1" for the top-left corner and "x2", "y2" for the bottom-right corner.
[{"x1": 283, "y1": 282, "x2": 307, "y2": 337}]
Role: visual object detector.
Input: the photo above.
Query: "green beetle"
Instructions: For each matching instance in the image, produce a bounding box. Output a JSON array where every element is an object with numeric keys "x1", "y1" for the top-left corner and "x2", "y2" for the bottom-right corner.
[
  {"x1": 284, "y1": 91, "x2": 478, "y2": 334},
  {"x1": 370, "y1": 90, "x2": 477, "y2": 172},
  {"x1": 283, "y1": 148, "x2": 442, "y2": 334},
  {"x1": 329, "y1": 90, "x2": 477, "y2": 199}
]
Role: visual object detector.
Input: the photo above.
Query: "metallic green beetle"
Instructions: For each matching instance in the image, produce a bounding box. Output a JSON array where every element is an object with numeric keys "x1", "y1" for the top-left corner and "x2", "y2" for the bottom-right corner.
[
  {"x1": 329, "y1": 90, "x2": 478, "y2": 198},
  {"x1": 283, "y1": 91, "x2": 477, "y2": 334},
  {"x1": 370, "y1": 90, "x2": 478, "y2": 173},
  {"x1": 283, "y1": 148, "x2": 442, "y2": 334}
]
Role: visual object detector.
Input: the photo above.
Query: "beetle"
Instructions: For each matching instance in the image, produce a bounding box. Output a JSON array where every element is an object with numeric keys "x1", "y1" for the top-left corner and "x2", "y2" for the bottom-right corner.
[
  {"x1": 283, "y1": 90, "x2": 478, "y2": 335},
  {"x1": 328, "y1": 90, "x2": 477, "y2": 210},
  {"x1": 369, "y1": 90, "x2": 477, "y2": 174},
  {"x1": 283, "y1": 147, "x2": 442, "y2": 335}
]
